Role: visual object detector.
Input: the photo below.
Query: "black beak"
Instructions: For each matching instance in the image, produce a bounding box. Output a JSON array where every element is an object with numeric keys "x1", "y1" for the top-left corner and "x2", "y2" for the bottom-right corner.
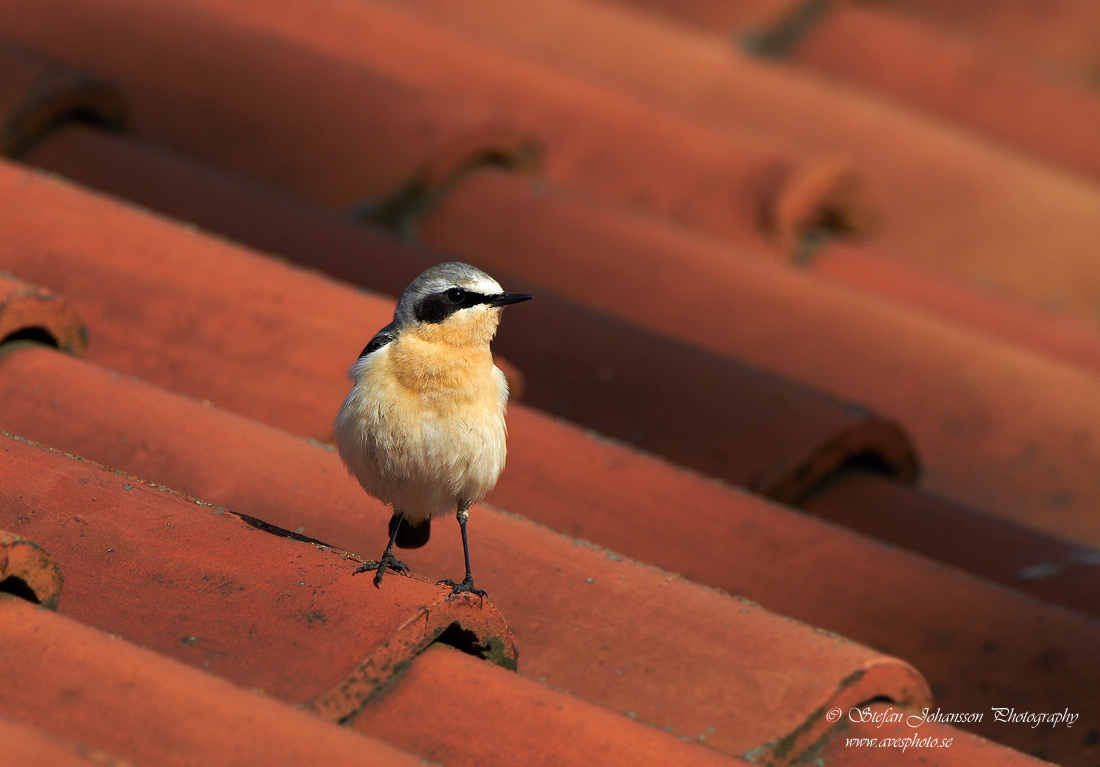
[{"x1": 488, "y1": 292, "x2": 534, "y2": 307}]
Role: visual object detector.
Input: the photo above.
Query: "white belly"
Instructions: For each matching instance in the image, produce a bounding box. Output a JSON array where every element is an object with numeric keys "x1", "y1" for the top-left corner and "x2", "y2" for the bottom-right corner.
[{"x1": 334, "y1": 344, "x2": 508, "y2": 523}]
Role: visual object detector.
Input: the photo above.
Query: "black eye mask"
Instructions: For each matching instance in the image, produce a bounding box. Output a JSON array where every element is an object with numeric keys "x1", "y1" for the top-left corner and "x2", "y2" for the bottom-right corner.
[{"x1": 414, "y1": 289, "x2": 532, "y2": 324}]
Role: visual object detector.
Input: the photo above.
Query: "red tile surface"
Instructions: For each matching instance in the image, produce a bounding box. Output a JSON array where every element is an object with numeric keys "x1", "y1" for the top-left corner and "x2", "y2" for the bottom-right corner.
[
  {"x1": 797, "y1": 702, "x2": 1057, "y2": 767},
  {"x1": 0, "y1": 41, "x2": 124, "y2": 156},
  {"x1": 0, "y1": 438, "x2": 758, "y2": 767},
  {"x1": 30, "y1": 130, "x2": 1090, "y2": 616},
  {"x1": 418, "y1": 168, "x2": 1100, "y2": 547},
  {"x1": 0, "y1": 154, "x2": 916, "y2": 509},
  {"x1": 0, "y1": 715, "x2": 128, "y2": 767},
  {"x1": 802, "y1": 472, "x2": 1100, "y2": 617},
  {"x1": 0, "y1": 2, "x2": 1093, "y2": 767},
  {"x1": 0, "y1": 596, "x2": 430, "y2": 767},
  {"x1": 888, "y1": 0, "x2": 1100, "y2": 84},
  {"x1": 0, "y1": 430, "x2": 516, "y2": 721},
  {"x1": 13, "y1": 0, "x2": 1097, "y2": 318},
  {"x1": 7, "y1": 346, "x2": 1100, "y2": 765},
  {"x1": 15, "y1": 36, "x2": 1100, "y2": 598},
  {"x1": 497, "y1": 287, "x2": 917, "y2": 506},
  {"x1": 356, "y1": 0, "x2": 1100, "y2": 322},
  {"x1": 0, "y1": 169, "x2": 396, "y2": 442},
  {"x1": 0, "y1": 529, "x2": 64, "y2": 610},
  {"x1": 2, "y1": 138, "x2": 1097, "y2": 593},
  {"x1": 0, "y1": 0, "x2": 874, "y2": 254},
  {"x1": 2, "y1": 1, "x2": 536, "y2": 210},
  {"x1": 0, "y1": 272, "x2": 86, "y2": 354},
  {"x1": 15, "y1": 126, "x2": 539, "y2": 400},
  {"x1": 18, "y1": 126, "x2": 549, "y2": 397},
  {"x1": 808, "y1": 243, "x2": 1100, "y2": 378},
  {"x1": 353, "y1": 644, "x2": 748, "y2": 767},
  {"x1": 605, "y1": 0, "x2": 797, "y2": 33},
  {"x1": 21, "y1": 125, "x2": 424, "y2": 271},
  {"x1": 783, "y1": 5, "x2": 1100, "y2": 180},
  {"x1": 0, "y1": 348, "x2": 932, "y2": 764}
]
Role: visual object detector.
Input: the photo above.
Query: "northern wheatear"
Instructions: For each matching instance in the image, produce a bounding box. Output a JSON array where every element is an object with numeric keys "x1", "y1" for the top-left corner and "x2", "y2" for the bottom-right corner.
[{"x1": 335, "y1": 262, "x2": 532, "y2": 599}]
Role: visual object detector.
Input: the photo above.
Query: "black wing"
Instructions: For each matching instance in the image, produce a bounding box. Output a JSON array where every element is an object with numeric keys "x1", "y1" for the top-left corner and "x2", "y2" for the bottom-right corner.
[
  {"x1": 390, "y1": 511, "x2": 431, "y2": 549},
  {"x1": 357, "y1": 322, "x2": 397, "y2": 360}
]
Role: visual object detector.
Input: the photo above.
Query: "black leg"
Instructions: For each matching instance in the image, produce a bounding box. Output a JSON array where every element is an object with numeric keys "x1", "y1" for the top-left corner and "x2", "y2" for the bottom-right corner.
[
  {"x1": 459, "y1": 508, "x2": 474, "y2": 581},
  {"x1": 437, "y1": 503, "x2": 487, "y2": 601},
  {"x1": 354, "y1": 511, "x2": 410, "y2": 587}
]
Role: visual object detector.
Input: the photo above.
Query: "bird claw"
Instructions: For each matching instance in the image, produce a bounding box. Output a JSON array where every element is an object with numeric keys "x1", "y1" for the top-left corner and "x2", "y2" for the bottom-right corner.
[
  {"x1": 354, "y1": 552, "x2": 410, "y2": 587},
  {"x1": 437, "y1": 575, "x2": 487, "y2": 601}
]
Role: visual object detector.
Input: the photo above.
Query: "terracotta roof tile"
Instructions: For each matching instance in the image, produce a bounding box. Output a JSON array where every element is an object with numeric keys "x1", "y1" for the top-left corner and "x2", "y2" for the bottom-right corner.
[
  {"x1": 0, "y1": 171, "x2": 395, "y2": 441},
  {"x1": 0, "y1": 388, "x2": 775, "y2": 767},
  {"x1": 0, "y1": 529, "x2": 64, "y2": 610},
  {"x1": 807, "y1": 243, "x2": 1100, "y2": 378},
  {"x1": 417, "y1": 167, "x2": 1100, "y2": 547},
  {"x1": 497, "y1": 294, "x2": 917, "y2": 506},
  {"x1": 5, "y1": 346, "x2": 1100, "y2": 765},
  {"x1": 0, "y1": 5, "x2": 1093, "y2": 765},
  {"x1": 881, "y1": 0, "x2": 1100, "y2": 84},
  {"x1": 0, "y1": 272, "x2": 86, "y2": 354},
  {"x1": 352, "y1": 644, "x2": 748, "y2": 767},
  {"x1": 0, "y1": 153, "x2": 916, "y2": 508},
  {"x1": 0, "y1": 438, "x2": 767, "y2": 767},
  {"x1": 799, "y1": 702, "x2": 1058, "y2": 767},
  {"x1": 777, "y1": 4, "x2": 1100, "y2": 179},
  {"x1": 0, "y1": 0, "x2": 873, "y2": 254},
  {"x1": 802, "y1": 472, "x2": 1100, "y2": 617},
  {"x1": 4, "y1": 128, "x2": 1099, "y2": 585},
  {"x1": 603, "y1": 0, "x2": 797, "y2": 33},
  {"x1": 0, "y1": 348, "x2": 931, "y2": 765},
  {"x1": 23, "y1": 130, "x2": 535, "y2": 404},
  {"x1": 0, "y1": 715, "x2": 128, "y2": 767},
  {"x1": 0, "y1": 11, "x2": 534, "y2": 210},
  {"x1": 16, "y1": 0, "x2": 1097, "y2": 320},
  {"x1": 15, "y1": 99, "x2": 1100, "y2": 610},
  {"x1": 12, "y1": 0, "x2": 1086, "y2": 330},
  {"x1": 0, "y1": 430, "x2": 516, "y2": 720},
  {"x1": 0, "y1": 595, "x2": 432, "y2": 767},
  {"x1": 0, "y1": 42, "x2": 124, "y2": 156},
  {"x1": 354, "y1": 0, "x2": 1100, "y2": 322},
  {"x1": 0, "y1": 587, "x2": 745, "y2": 767},
  {"x1": 22, "y1": 136, "x2": 1096, "y2": 611}
]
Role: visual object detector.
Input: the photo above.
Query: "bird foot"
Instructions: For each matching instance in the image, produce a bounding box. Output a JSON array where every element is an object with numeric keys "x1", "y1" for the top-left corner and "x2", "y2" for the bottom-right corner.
[
  {"x1": 437, "y1": 574, "x2": 487, "y2": 601},
  {"x1": 354, "y1": 552, "x2": 410, "y2": 588}
]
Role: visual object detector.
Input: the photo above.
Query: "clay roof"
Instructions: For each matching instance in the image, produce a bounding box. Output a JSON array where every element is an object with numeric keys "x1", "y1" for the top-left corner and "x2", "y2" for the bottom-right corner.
[{"x1": 0, "y1": 0, "x2": 1095, "y2": 765}]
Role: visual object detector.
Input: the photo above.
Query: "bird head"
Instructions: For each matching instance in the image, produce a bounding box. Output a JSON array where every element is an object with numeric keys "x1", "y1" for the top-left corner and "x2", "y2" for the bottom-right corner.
[{"x1": 395, "y1": 262, "x2": 532, "y2": 348}]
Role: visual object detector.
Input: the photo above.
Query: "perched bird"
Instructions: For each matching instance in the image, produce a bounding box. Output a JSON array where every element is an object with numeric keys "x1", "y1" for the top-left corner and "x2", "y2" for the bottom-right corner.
[{"x1": 335, "y1": 262, "x2": 532, "y2": 599}]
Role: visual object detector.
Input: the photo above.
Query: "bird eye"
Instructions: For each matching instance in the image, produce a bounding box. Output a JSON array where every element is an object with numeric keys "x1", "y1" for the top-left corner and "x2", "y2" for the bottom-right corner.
[{"x1": 445, "y1": 287, "x2": 465, "y2": 303}]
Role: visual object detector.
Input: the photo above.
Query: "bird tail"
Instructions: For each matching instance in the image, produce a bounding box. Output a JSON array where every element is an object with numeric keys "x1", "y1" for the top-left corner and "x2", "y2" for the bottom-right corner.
[{"x1": 390, "y1": 511, "x2": 430, "y2": 549}]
